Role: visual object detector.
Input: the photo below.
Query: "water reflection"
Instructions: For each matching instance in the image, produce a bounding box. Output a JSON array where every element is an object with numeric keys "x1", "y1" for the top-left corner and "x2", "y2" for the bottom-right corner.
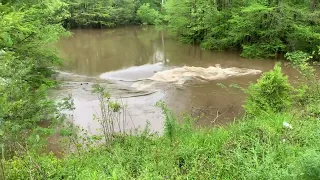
[{"x1": 58, "y1": 27, "x2": 166, "y2": 75}]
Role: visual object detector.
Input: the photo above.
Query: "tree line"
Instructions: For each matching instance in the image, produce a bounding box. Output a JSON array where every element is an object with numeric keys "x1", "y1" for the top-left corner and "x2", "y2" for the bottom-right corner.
[
  {"x1": 61, "y1": 0, "x2": 164, "y2": 28},
  {"x1": 165, "y1": 0, "x2": 320, "y2": 58},
  {"x1": 60, "y1": 0, "x2": 320, "y2": 59}
]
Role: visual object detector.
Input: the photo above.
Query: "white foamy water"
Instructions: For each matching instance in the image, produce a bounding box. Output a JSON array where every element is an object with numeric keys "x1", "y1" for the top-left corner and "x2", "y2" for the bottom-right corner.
[{"x1": 132, "y1": 65, "x2": 262, "y2": 90}]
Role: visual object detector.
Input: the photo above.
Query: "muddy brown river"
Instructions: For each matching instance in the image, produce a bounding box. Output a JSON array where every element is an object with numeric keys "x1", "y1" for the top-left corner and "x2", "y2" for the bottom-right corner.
[{"x1": 55, "y1": 26, "x2": 302, "y2": 134}]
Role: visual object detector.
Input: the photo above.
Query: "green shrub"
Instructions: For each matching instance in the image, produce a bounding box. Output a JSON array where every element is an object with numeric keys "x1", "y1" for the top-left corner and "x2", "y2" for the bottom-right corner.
[
  {"x1": 285, "y1": 51, "x2": 320, "y2": 117},
  {"x1": 137, "y1": 3, "x2": 161, "y2": 25},
  {"x1": 244, "y1": 63, "x2": 293, "y2": 116},
  {"x1": 0, "y1": 1, "x2": 67, "y2": 157},
  {"x1": 241, "y1": 40, "x2": 286, "y2": 58},
  {"x1": 300, "y1": 150, "x2": 320, "y2": 180},
  {"x1": 156, "y1": 101, "x2": 179, "y2": 142}
]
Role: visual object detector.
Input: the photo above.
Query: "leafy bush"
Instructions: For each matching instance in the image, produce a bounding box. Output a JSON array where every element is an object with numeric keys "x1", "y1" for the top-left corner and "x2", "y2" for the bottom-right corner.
[
  {"x1": 137, "y1": 3, "x2": 161, "y2": 25},
  {"x1": 92, "y1": 84, "x2": 129, "y2": 143},
  {"x1": 0, "y1": 1, "x2": 67, "y2": 156},
  {"x1": 156, "y1": 101, "x2": 179, "y2": 142},
  {"x1": 241, "y1": 41, "x2": 286, "y2": 58},
  {"x1": 244, "y1": 63, "x2": 293, "y2": 116},
  {"x1": 285, "y1": 51, "x2": 320, "y2": 119},
  {"x1": 300, "y1": 150, "x2": 320, "y2": 180}
]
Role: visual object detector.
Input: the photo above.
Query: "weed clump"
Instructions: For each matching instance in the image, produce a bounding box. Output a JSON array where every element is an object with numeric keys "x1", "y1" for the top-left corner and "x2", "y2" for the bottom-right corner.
[
  {"x1": 244, "y1": 63, "x2": 293, "y2": 116},
  {"x1": 299, "y1": 150, "x2": 320, "y2": 180}
]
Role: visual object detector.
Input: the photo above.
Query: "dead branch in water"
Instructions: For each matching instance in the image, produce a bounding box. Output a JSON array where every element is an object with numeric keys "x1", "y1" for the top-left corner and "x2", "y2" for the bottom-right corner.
[
  {"x1": 120, "y1": 91, "x2": 157, "y2": 98},
  {"x1": 191, "y1": 101, "x2": 212, "y2": 120},
  {"x1": 211, "y1": 105, "x2": 235, "y2": 124}
]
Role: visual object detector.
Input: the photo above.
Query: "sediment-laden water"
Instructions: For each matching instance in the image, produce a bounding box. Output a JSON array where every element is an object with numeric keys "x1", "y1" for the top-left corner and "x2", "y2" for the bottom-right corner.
[{"x1": 55, "y1": 26, "x2": 304, "y2": 133}]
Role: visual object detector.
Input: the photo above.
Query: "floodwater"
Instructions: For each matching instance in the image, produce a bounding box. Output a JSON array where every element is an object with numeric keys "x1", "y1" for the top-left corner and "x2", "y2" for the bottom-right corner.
[{"x1": 56, "y1": 26, "x2": 301, "y2": 134}]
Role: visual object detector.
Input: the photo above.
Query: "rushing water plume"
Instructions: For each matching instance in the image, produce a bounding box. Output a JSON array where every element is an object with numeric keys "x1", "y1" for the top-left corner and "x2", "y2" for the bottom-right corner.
[{"x1": 132, "y1": 65, "x2": 262, "y2": 90}]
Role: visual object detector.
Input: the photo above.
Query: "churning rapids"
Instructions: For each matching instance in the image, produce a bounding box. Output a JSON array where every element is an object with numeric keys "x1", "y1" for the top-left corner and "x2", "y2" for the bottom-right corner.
[
  {"x1": 54, "y1": 26, "x2": 302, "y2": 134},
  {"x1": 54, "y1": 63, "x2": 262, "y2": 134},
  {"x1": 131, "y1": 64, "x2": 262, "y2": 90}
]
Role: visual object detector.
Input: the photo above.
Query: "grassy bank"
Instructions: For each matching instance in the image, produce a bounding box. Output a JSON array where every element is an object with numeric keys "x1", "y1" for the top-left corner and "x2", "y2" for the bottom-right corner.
[{"x1": 3, "y1": 110, "x2": 320, "y2": 179}]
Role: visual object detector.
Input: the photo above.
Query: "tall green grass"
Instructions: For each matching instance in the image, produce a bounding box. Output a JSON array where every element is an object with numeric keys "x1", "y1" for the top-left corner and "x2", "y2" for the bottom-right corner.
[{"x1": 3, "y1": 110, "x2": 320, "y2": 179}]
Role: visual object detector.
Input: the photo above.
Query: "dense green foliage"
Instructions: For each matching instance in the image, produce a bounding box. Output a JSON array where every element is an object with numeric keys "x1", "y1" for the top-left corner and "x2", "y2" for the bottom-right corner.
[
  {"x1": 165, "y1": 0, "x2": 320, "y2": 58},
  {"x1": 285, "y1": 51, "x2": 320, "y2": 118},
  {"x1": 62, "y1": 0, "x2": 163, "y2": 28},
  {"x1": 0, "y1": 0, "x2": 67, "y2": 155},
  {"x1": 244, "y1": 64, "x2": 293, "y2": 115},
  {"x1": 137, "y1": 3, "x2": 161, "y2": 25}
]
